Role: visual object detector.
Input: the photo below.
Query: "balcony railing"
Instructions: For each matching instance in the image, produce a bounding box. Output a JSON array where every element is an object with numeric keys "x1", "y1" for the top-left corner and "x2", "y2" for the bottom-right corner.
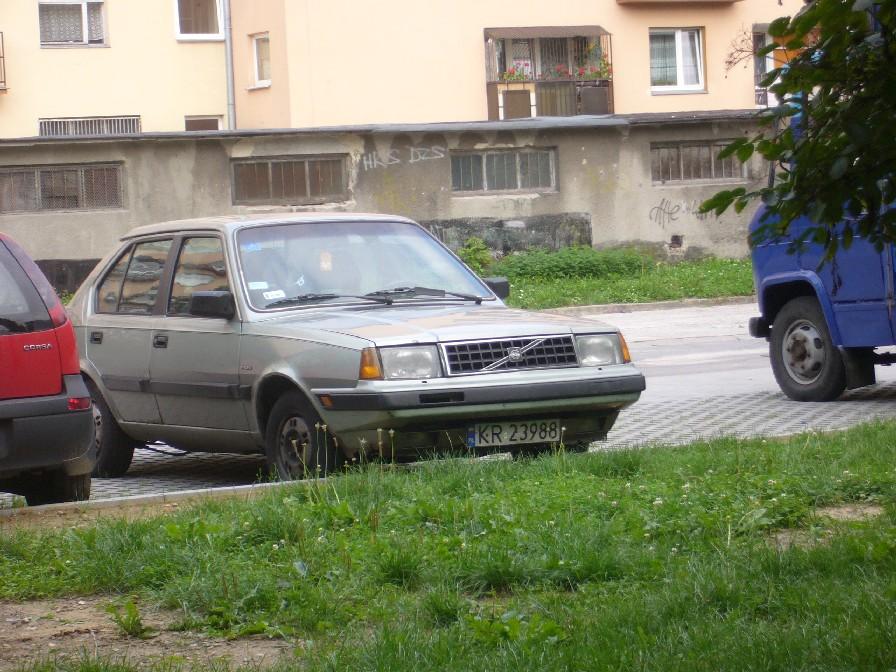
[
  {"x1": 0, "y1": 33, "x2": 6, "y2": 91},
  {"x1": 484, "y1": 27, "x2": 613, "y2": 120},
  {"x1": 487, "y1": 78, "x2": 613, "y2": 120}
]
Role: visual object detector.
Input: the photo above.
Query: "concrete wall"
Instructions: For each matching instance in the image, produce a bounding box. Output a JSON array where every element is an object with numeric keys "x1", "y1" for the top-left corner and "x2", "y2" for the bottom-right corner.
[{"x1": 0, "y1": 115, "x2": 764, "y2": 290}]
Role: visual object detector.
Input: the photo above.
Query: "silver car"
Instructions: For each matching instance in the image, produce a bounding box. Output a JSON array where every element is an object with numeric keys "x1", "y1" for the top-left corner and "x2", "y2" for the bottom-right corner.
[{"x1": 69, "y1": 214, "x2": 645, "y2": 479}]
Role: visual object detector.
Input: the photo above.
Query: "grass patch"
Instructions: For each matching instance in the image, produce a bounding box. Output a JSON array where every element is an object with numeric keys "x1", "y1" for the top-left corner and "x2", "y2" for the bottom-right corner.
[
  {"x1": 4, "y1": 423, "x2": 896, "y2": 671},
  {"x1": 505, "y1": 257, "x2": 754, "y2": 309}
]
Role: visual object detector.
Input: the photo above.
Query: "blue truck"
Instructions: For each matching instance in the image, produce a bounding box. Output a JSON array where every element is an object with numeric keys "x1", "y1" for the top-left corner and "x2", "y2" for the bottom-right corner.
[{"x1": 749, "y1": 209, "x2": 895, "y2": 401}]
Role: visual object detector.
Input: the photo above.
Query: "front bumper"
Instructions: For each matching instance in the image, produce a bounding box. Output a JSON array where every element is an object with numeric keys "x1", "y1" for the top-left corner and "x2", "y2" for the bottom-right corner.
[
  {"x1": 0, "y1": 374, "x2": 96, "y2": 479},
  {"x1": 313, "y1": 365, "x2": 645, "y2": 456}
]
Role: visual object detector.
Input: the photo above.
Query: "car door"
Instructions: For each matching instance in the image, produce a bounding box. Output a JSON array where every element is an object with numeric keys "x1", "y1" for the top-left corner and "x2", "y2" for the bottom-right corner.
[
  {"x1": 149, "y1": 235, "x2": 247, "y2": 431},
  {"x1": 86, "y1": 238, "x2": 174, "y2": 424}
]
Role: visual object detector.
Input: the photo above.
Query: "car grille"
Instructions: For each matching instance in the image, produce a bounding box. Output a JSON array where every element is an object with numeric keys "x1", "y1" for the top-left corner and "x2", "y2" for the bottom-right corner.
[{"x1": 443, "y1": 335, "x2": 578, "y2": 375}]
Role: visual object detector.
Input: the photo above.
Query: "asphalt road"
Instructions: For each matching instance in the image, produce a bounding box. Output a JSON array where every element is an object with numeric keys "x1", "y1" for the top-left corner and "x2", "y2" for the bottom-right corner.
[{"x1": 6, "y1": 300, "x2": 896, "y2": 507}]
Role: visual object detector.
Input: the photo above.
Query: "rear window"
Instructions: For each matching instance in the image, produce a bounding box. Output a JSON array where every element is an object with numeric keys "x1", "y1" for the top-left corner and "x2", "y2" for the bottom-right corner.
[{"x1": 0, "y1": 241, "x2": 52, "y2": 334}]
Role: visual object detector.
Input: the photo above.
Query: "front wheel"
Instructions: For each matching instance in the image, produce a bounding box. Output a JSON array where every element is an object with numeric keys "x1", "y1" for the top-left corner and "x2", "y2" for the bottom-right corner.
[
  {"x1": 770, "y1": 297, "x2": 846, "y2": 402},
  {"x1": 265, "y1": 391, "x2": 342, "y2": 479}
]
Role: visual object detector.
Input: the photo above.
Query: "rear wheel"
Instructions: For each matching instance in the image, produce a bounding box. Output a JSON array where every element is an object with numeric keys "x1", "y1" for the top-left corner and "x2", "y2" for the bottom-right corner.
[
  {"x1": 17, "y1": 471, "x2": 91, "y2": 506},
  {"x1": 770, "y1": 297, "x2": 846, "y2": 401},
  {"x1": 86, "y1": 379, "x2": 136, "y2": 477},
  {"x1": 265, "y1": 391, "x2": 342, "y2": 479}
]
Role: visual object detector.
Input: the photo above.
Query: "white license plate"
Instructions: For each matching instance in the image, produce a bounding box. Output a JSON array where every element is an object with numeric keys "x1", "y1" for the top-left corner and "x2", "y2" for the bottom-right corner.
[{"x1": 467, "y1": 419, "x2": 562, "y2": 448}]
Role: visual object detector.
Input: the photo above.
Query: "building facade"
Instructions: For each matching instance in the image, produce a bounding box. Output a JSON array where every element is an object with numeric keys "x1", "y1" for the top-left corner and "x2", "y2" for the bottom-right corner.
[
  {"x1": 0, "y1": 112, "x2": 766, "y2": 290},
  {"x1": 0, "y1": 0, "x2": 802, "y2": 137}
]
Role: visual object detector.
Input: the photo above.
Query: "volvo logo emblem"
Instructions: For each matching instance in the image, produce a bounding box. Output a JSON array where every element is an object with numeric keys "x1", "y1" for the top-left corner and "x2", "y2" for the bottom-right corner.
[
  {"x1": 23, "y1": 343, "x2": 53, "y2": 351},
  {"x1": 506, "y1": 347, "x2": 523, "y2": 362}
]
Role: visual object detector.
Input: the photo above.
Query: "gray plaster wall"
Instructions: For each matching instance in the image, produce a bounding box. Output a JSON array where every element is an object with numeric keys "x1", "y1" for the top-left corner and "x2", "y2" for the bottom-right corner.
[{"x1": 0, "y1": 117, "x2": 764, "y2": 290}]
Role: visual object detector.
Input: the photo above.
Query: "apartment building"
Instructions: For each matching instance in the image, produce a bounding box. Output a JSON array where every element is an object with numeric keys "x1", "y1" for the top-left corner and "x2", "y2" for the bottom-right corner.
[{"x1": 0, "y1": 0, "x2": 802, "y2": 138}]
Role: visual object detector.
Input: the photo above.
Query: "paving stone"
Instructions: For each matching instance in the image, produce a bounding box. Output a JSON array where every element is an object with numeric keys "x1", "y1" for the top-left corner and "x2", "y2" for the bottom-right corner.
[{"x1": 4, "y1": 382, "x2": 896, "y2": 509}]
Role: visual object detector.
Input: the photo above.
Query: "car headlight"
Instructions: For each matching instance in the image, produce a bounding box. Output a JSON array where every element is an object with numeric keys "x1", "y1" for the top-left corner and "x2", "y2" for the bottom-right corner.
[
  {"x1": 379, "y1": 345, "x2": 441, "y2": 379},
  {"x1": 576, "y1": 334, "x2": 627, "y2": 366}
]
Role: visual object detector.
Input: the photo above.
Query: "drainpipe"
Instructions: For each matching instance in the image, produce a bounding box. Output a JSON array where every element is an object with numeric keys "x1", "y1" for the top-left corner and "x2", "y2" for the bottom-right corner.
[{"x1": 223, "y1": 0, "x2": 236, "y2": 129}]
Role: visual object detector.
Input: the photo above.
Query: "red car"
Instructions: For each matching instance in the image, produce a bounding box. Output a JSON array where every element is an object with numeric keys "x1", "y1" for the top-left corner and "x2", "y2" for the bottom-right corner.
[{"x1": 0, "y1": 233, "x2": 94, "y2": 505}]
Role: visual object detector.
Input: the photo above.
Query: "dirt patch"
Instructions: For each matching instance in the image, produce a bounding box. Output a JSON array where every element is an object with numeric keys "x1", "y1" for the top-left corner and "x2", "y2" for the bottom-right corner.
[
  {"x1": 0, "y1": 596, "x2": 298, "y2": 671},
  {"x1": 768, "y1": 528, "x2": 832, "y2": 552},
  {"x1": 0, "y1": 502, "x2": 183, "y2": 532},
  {"x1": 815, "y1": 503, "x2": 884, "y2": 521}
]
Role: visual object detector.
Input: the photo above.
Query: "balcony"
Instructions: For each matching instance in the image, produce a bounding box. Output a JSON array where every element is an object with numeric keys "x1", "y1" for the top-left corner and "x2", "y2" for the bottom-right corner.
[
  {"x1": 0, "y1": 33, "x2": 6, "y2": 91},
  {"x1": 484, "y1": 27, "x2": 613, "y2": 120}
]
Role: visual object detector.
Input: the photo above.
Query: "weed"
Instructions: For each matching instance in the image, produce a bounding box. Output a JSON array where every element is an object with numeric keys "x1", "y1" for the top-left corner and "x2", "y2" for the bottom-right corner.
[{"x1": 105, "y1": 599, "x2": 156, "y2": 639}]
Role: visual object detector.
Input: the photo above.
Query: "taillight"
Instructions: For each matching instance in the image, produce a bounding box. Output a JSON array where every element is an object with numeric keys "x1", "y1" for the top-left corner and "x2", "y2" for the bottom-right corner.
[
  {"x1": 68, "y1": 397, "x2": 91, "y2": 411},
  {"x1": 48, "y1": 301, "x2": 68, "y2": 328}
]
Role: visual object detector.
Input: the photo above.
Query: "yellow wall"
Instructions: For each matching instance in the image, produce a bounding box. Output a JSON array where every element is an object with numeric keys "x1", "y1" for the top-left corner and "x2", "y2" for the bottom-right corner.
[
  {"x1": 0, "y1": 0, "x2": 227, "y2": 137},
  {"x1": 246, "y1": 0, "x2": 803, "y2": 128}
]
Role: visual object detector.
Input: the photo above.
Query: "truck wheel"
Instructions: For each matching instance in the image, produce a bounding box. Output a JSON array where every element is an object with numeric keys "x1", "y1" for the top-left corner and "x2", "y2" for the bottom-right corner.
[
  {"x1": 265, "y1": 391, "x2": 341, "y2": 479},
  {"x1": 770, "y1": 297, "x2": 846, "y2": 401},
  {"x1": 86, "y1": 379, "x2": 136, "y2": 477}
]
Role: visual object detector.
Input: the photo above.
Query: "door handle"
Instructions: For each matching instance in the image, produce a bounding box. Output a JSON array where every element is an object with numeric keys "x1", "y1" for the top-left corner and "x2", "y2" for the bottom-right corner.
[
  {"x1": 89, "y1": 331, "x2": 103, "y2": 344},
  {"x1": 152, "y1": 334, "x2": 169, "y2": 348}
]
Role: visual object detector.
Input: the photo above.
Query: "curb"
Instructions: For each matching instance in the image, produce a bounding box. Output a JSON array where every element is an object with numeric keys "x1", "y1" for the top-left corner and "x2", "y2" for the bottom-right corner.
[{"x1": 540, "y1": 295, "x2": 756, "y2": 317}]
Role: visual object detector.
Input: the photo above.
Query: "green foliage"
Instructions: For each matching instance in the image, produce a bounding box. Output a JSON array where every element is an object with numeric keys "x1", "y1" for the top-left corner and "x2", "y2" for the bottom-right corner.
[
  {"x1": 456, "y1": 237, "x2": 494, "y2": 276},
  {"x1": 703, "y1": 0, "x2": 896, "y2": 261},
  {"x1": 506, "y1": 258, "x2": 754, "y2": 309},
  {"x1": 5, "y1": 422, "x2": 896, "y2": 670},
  {"x1": 105, "y1": 599, "x2": 156, "y2": 639},
  {"x1": 492, "y1": 246, "x2": 648, "y2": 280}
]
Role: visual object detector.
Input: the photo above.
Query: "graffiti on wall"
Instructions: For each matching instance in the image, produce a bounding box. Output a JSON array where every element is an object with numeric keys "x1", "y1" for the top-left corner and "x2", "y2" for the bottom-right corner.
[
  {"x1": 649, "y1": 198, "x2": 712, "y2": 228},
  {"x1": 361, "y1": 146, "x2": 447, "y2": 171}
]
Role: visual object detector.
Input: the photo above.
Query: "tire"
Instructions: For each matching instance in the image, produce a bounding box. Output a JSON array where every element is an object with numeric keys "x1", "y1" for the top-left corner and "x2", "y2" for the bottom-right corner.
[
  {"x1": 512, "y1": 440, "x2": 591, "y2": 459},
  {"x1": 85, "y1": 378, "x2": 136, "y2": 477},
  {"x1": 770, "y1": 297, "x2": 846, "y2": 402},
  {"x1": 20, "y1": 471, "x2": 91, "y2": 506},
  {"x1": 265, "y1": 391, "x2": 342, "y2": 479}
]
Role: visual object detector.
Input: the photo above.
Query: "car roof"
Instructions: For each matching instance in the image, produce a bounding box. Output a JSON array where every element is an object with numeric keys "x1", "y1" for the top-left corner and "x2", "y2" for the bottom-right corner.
[{"x1": 121, "y1": 212, "x2": 419, "y2": 240}]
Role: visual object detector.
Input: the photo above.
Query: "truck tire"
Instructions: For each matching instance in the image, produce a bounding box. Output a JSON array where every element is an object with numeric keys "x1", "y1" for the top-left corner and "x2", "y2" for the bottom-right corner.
[
  {"x1": 770, "y1": 297, "x2": 846, "y2": 401},
  {"x1": 86, "y1": 379, "x2": 136, "y2": 477},
  {"x1": 265, "y1": 391, "x2": 342, "y2": 479}
]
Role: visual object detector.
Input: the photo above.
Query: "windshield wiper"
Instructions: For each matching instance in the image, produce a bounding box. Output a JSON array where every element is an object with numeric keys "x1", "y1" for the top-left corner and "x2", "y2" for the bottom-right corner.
[
  {"x1": 266, "y1": 292, "x2": 392, "y2": 308},
  {"x1": 365, "y1": 286, "x2": 483, "y2": 304}
]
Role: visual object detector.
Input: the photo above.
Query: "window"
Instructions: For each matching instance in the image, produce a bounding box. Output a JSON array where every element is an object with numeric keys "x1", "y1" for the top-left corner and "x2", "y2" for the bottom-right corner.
[
  {"x1": 649, "y1": 28, "x2": 703, "y2": 91},
  {"x1": 97, "y1": 239, "x2": 173, "y2": 315},
  {"x1": 451, "y1": 149, "x2": 555, "y2": 193},
  {"x1": 650, "y1": 142, "x2": 746, "y2": 183},
  {"x1": 184, "y1": 116, "x2": 221, "y2": 131},
  {"x1": 253, "y1": 34, "x2": 271, "y2": 87},
  {"x1": 39, "y1": 1, "x2": 104, "y2": 46},
  {"x1": 168, "y1": 237, "x2": 229, "y2": 315},
  {"x1": 39, "y1": 116, "x2": 141, "y2": 136},
  {"x1": 232, "y1": 156, "x2": 347, "y2": 205},
  {"x1": 176, "y1": 0, "x2": 221, "y2": 39},
  {"x1": 0, "y1": 164, "x2": 123, "y2": 213}
]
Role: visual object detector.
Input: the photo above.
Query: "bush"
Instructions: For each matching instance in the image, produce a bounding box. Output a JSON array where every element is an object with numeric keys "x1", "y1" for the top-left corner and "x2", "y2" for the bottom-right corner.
[
  {"x1": 456, "y1": 237, "x2": 494, "y2": 276},
  {"x1": 492, "y1": 246, "x2": 649, "y2": 280}
]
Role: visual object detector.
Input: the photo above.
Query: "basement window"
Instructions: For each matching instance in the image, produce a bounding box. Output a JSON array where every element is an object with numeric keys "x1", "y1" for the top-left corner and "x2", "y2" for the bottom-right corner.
[
  {"x1": 451, "y1": 149, "x2": 555, "y2": 193},
  {"x1": 650, "y1": 141, "x2": 747, "y2": 183},
  {"x1": 232, "y1": 156, "x2": 348, "y2": 205},
  {"x1": 0, "y1": 164, "x2": 124, "y2": 213}
]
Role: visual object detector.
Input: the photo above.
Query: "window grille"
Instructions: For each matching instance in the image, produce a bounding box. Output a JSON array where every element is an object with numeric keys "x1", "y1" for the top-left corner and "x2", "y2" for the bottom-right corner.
[
  {"x1": 451, "y1": 150, "x2": 555, "y2": 193},
  {"x1": 39, "y1": 2, "x2": 104, "y2": 45},
  {"x1": 232, "y1": 156, "x2": 348, "y2": 205},
  {"x1": 650, "y1": 142, "x2": 746, "y2": 183},
  {"x1": 0, "y1": 164, "x2": 123, "y2": 213},
  {"x1": 0, "y1": 32, "x2": 7, "y2": 90},
  {"x1": 39, "y1": 116, "x2": 141, "y2": 136}
]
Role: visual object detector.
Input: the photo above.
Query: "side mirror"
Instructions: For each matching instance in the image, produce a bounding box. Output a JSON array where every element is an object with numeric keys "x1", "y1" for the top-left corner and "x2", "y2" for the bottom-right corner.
[
  {"x1": 189, "y1": 291, "x2": 235, "y2": 319},
  {"x1": 483, "y1": 276, "x2": 510, "y2": 300}
]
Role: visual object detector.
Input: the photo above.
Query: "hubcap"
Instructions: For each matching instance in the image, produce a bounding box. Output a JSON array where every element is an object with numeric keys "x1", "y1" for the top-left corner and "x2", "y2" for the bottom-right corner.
[
  {"x1": 276, "y1": 415, "x2": 312, "y2": 478},
  {"x1": 782, "y1": 319, "x2": 826, "y2": 384},
  {"x1": 91, "y1": 401, "x2": 103, "y2": 454}
]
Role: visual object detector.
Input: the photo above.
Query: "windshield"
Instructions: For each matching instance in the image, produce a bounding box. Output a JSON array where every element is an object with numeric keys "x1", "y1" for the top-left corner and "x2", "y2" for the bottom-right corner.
[{"x1": 237, "y1": 220, "x2": 491, "y2": 311}]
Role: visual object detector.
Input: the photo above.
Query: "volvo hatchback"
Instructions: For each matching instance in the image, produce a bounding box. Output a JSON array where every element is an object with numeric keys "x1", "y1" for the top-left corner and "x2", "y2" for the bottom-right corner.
[
  {"x1": 0, "y1": 233, "x2": 94, "y2": 505},
  {"x1": 69, "y1": 214, "x2": 644, "y2": 479}
]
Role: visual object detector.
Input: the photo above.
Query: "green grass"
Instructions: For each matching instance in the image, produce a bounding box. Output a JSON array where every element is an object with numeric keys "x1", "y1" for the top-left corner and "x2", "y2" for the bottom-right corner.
[
  {"x1": 4, "y1": 422, "x2": 896, "y2": 671},
  {"x1": 504, "y1": 258, "x2": 755, "y2": 310}
]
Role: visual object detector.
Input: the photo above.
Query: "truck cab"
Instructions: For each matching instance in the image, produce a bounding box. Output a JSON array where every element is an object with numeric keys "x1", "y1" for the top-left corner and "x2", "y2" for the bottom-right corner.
[{"x1": 749, "y1": 207, "x2": 894, "y2": 400}]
